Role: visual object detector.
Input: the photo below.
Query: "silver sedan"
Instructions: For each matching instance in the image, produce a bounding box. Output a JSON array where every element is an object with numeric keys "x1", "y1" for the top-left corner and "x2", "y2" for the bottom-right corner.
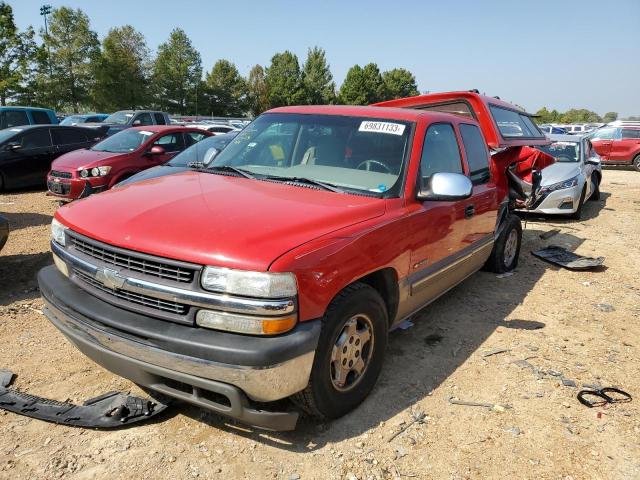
[{"x1": 522, "y1": 134, "x2": 602, "y2": 219}]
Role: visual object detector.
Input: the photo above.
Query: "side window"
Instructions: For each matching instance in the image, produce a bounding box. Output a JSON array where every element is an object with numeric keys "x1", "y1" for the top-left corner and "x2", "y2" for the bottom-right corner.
[
  {"x1": 591, "y1": 128, "x2": 617, "y2": 140},
  {"x1": 134, "y1": 113, "x2": 153, "y2": 126},
  {"x1": 184, "y1": 132, "x2": 206, "y2": 147},
  {"x1": 52, "y1": 129, "x2": 88, "y2": 145},
  {"x1": 154, "y1": 113, "x2": 166, "y2": 125},
  {"x1": 20, "y1": 129, "x2": 52, "y2": 149},
  {"x1": 419, "y1": 123, "x2": 463, "y2": 179},
  {"x1": 153, "y1": 133, "x2": 182, "y2": 152},
  {"x1": 31, "y1": 110, "x2": 51, "y2": 124},
  {"x1": 459, "y1": 124, "x2": 491, "y2": 185},
  {"x1": 3, "y1": 110, "x2": 30, "y2": 128},
  {"x1": 621, "y1": 128, "x2": 640, "y2": 139}
]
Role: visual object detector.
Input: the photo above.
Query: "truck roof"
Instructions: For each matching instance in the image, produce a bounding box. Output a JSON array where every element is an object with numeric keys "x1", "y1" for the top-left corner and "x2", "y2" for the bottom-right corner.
[{"x1": 0, "y1": 106, "x2": 55, "y2": 112}]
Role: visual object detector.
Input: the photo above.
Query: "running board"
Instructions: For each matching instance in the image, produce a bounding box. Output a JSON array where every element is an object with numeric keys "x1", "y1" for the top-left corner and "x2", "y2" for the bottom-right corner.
[{"x1": 0, "y1": 369, "x2": 171, "y2": 428}]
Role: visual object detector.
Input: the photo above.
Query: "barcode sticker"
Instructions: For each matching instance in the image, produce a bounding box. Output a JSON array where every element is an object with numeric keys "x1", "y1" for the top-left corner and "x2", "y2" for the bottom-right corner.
[{"x1": 359, "y1": 121, "x2": 405, "y2": 136}]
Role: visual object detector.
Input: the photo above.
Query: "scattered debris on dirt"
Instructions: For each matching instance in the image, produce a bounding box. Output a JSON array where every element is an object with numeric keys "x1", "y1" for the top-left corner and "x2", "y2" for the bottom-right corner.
[{"x1": 532, "y1": 245, "x2": 605, "y2": 270}]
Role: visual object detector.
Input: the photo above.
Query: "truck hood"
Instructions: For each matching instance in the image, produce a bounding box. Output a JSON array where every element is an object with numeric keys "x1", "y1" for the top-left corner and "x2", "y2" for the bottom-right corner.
[
  {"x1": 57, "y1": 172, "x2": 386, "y2": 271},
  {"x1": 52, "y1": 149, "x2": 128, "y2": 170},
  {"x1": 540, "y1": 162, "x2": 581, "y2": 186}
]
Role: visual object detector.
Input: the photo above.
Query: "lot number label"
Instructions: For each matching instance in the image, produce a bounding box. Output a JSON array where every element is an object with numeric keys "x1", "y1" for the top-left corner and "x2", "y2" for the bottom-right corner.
[{"x1": 359, "y1": 121, "x2": 405, "y2": 136}]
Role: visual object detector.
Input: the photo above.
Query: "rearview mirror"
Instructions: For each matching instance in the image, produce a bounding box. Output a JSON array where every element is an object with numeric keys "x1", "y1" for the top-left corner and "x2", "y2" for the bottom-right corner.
[
  {"x1": 416, "y1": 172, "x2": 473, "y2": 201},
  {"x1": 148, "y1": 145, "x2": 165, "y2": 155}
]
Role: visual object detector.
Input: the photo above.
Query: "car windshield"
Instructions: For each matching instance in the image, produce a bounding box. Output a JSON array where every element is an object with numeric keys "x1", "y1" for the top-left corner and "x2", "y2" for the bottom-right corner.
[
  {"x1": 167, "y1": 134, "x2": 236, "y2": 167},
  {"x1": 538, "y1": 141, "x2": 580, "y2": 162},
  {"x1": 103, "y1": 111, "x2": 134, "y2": 125},
  {"x1": 91, "y1": 129, "x2": 154, "y2": 153},
  {"x1": 210, "y1": 113, "x2": 412, "y2": 195},
  {"x1": 60, "y1": 116, "x2": 82, "y2": 125}
]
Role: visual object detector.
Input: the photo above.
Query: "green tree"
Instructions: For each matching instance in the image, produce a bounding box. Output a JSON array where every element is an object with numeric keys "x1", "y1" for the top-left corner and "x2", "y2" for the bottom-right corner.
[
  {"x1": 152, "y1": 28, "x2": 202, "y2": 114},
  {"x1": 265, "y1": 51, "x2": 304, "y2": 108},
  {"x1": 381, "y1": 68, "x2": 419, "y2": 100},
  {"x1": 204, "y1": 59, "x2": 246, "y2": 116},
  {"x1": 602, "y1": 112, "x2": 618, "y2": 123},
  {"x1": 338, "y1": 63, "x2": 385, "y2": 105},
  {"x1": 0, "y1": 2, "x2": 36, "y2": 105},
  {"x1": 41, "y1": 6, "x2": 100, "y2": 112},
  {"x1": 560, "y1": 108, "x2": 601, "y2": 123},
  {"x1": 91, "y1": 25, "x2": 150, "y2": 111},
  {"x1": 246, "y1": 64, "x2": 269, "y2": 117},
  {"x1": 301, "y1": 47, "x2": 335, "y2": 105}
]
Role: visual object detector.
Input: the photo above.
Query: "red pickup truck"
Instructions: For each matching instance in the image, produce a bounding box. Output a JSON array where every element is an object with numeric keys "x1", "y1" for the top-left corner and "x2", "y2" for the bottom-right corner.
[{"x1": 38, "y1": 92, "x2": 550, "y2": 430}]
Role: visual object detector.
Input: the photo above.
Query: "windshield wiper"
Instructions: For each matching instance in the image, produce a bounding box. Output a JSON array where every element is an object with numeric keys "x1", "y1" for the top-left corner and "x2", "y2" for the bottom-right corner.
[
  {"x1": 264, "y1": 175, "x2": 345, "y2": 193},
  {"x1": 200, "y1": 165, "x2": 255, "y2": 179}
]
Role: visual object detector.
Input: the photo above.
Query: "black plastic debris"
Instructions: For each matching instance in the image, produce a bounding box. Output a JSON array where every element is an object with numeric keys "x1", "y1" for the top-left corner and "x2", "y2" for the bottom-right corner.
[
  {"x1": 531, "y1": 246, "x2": 604, "y2": 270},
  {"x1": 0, "y1": 369, "x2": 171, "y2": 428}
]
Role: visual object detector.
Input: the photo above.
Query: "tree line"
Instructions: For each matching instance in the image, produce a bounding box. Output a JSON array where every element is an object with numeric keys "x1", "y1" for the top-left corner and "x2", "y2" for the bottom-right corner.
[
  {"x1": 534, "y1": 107, "x2": 620, "y2": 124},
  {"x1": 0, "y1": 3, "x2": 419, "y2": 116}
]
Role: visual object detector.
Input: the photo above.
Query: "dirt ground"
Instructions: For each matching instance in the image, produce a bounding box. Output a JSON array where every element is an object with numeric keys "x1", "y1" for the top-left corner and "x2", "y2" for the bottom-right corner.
[{"x1": 0, "y1": 170, "x2": 639, "y2": 480}]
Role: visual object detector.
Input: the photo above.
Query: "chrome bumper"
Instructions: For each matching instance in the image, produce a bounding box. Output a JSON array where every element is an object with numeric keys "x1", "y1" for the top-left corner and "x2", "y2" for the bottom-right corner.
[{"x1": 42, "y1": 297, "x2": 315, "y2": 402}]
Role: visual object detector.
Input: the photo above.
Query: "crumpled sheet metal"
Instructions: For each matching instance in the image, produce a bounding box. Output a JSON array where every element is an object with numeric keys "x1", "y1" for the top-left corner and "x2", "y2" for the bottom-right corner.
[
  {"x1": 531, "y1": 245, "x2": 605, "y2": 270},
  {"x1": 0, "y1": 369, "x2": 171, "y2": 428}
]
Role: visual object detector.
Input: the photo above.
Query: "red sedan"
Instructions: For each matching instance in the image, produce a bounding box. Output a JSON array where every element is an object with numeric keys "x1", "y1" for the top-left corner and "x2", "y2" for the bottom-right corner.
[{"x1": 47, "y1": 126, "x2": 212, "y2": 201}]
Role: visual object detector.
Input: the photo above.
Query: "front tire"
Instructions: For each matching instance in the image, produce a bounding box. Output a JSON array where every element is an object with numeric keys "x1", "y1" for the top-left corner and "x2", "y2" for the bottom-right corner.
[
  {"x1": 292, "y1": 283, "x2": 388, "y2": 419},
  {"x1": 633, "y1": 154, "x2": 640, "y2": 172},
  {"x1": 589, "y1": 175, "x2": 600, "y2": 201},
  {"x1": 484, "y1": 214, "x2": 522, "y2": 273},
  {"x1": 570, "y1": 185, "x2": 587, "y2": 220}
]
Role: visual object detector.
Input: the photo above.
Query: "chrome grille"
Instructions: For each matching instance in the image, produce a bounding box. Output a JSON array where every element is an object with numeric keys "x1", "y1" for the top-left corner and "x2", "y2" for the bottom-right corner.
[
  {"x1": 70, "y1": 235, "x2": 195, "y2": 283},
  {"x1": 50, "y1": 170, "x2": 72, "y2": 179},
  {"x1": 74, "y1": 268, "x2": 188, "y2": 315}
]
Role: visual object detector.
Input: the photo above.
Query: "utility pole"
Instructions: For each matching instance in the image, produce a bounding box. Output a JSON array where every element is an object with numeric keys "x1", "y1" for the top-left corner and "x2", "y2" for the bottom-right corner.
[{"x1": 39, "y1": 4, "x2": 53, "y2": 76}]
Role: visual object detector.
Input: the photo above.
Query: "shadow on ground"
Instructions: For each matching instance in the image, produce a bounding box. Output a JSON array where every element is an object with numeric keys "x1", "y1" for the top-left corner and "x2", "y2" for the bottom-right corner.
[
  {"x1": 173, "y1": 226, "x2": 591, "y2": 451},
  {"x1": 0, "y1": 252, "x2": 52, "y2": 305},
  {"x1": 1, "y1": 211, "x2": 53, "y2": 231}
]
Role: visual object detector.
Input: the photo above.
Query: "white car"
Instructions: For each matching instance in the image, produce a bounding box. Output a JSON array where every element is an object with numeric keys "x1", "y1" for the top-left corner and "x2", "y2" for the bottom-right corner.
[
  {"x1": 191, "y1": 123, "x2": 240, "y2": 135},
  {"x1": 521, "y1": 134, "x2": 602, "y2": 219}
]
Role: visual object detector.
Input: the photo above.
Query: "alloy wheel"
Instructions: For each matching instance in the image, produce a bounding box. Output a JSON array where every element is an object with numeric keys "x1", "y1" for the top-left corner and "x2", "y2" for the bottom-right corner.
[
  {"x1": 503, "y1": 229, "x2": 519, "y2": 267},
  {"x1": 330, "y1": 314, "x2": 375, "y2": 391}
]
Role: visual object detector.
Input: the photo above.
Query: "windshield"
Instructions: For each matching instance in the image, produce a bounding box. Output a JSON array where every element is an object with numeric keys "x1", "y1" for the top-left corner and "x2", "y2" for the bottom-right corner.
[
  {"x1": 60, "y1": 116, "x2": 82, "y2": 125},
  {"x1": 211, "y1": 113, "x2": 412, "y2": 195},
  {"x1": 91, "y1": 129, "x2": 154, "y2": 153},
  {"x1": 167, "y1": 133, "x2": 236, "y2": 167},
  {"x1": 538, "y1": 141, "x2": 580, "y2": 162},
  {"x1": 103, "y1": 111, "x2": 134, "y2": 125}
]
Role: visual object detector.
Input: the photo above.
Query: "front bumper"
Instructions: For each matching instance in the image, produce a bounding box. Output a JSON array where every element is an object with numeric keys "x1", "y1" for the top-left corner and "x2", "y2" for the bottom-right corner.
[
  {"x1": 38, "y1": 266, "x2": 320, "y2": 430},
  {"x1": 518, "y1": 183, "x2": 582, "y2": 215},
  {"x1": 47, "y1": 175, "x2": 108, "y2": 200}
]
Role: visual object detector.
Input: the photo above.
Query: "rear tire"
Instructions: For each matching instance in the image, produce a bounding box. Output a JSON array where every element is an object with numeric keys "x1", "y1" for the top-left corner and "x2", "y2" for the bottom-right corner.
[
  {"x1": 292, "y1": 283, "x2": 388, "y2": 419},
  {"x1": 633, "y1": 154, "x2": 640, "y2": 172},
  {"x1": 483, "y1": 214, "x2": 522, "y2": 273},
  {"x1": 589, "y1": 175, "x2": 600, "y2": 201}
]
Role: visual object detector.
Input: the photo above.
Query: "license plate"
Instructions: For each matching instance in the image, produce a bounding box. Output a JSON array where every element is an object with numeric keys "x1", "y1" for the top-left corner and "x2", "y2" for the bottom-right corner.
[{"x1": 48, "y1": 182, "x2": 63, "y2": 194}]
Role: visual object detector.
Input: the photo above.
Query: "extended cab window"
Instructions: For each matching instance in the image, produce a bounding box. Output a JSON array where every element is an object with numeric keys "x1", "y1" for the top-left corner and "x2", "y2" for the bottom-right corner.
[
  {"x1": 1, "y1": 110, "x2": 29, "y2": 129},
  {"x1": 31, "y1": 110, "x2": 51, "y2": 124},
  {"x1": 459, "y1": 124, "x2": 490, "y2": 184},
  {"x1": 419, "y1": 123, "x2": 463, "y2": 179},
  {"x1": 489, "y1": 105, "x2": 544, "y2": 139},
  {"x1": 52, "y1": 129, "x2": 87, "y2": 145}
]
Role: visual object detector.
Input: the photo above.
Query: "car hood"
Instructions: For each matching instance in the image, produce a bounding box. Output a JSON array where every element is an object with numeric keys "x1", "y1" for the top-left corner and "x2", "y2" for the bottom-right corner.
[
  {"x1": 57, "y1": 172, "x2": 386, "y2": 271},
  {"x1": 540, "y1": 162, "x2": 582, "y2": 186},
  {"x1": 51, "y1": 149, "x2": 128, "y2": 170}
]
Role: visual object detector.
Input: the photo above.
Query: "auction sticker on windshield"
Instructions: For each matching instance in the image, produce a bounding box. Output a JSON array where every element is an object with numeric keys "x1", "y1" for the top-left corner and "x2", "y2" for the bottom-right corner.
[{"x1": 359, "y1": 121, "x2": 406, "y2": 136}]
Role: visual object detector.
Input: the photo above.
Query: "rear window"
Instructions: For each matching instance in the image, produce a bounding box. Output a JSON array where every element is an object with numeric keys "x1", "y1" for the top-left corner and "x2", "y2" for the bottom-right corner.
[
  {"x1": 415, "y1": 101, "x2": 474, "y2": 118},
  {"x1": 621, "y1": 128, "x2": 640, "y2": 139},
  {"x1": 31, "y1": 110, "x2": 51, "y2": 124},
  {"x1": 489, "y1": 105, "x2": 544, "y2": 139},
  {"x1": 459, "y1": 124, "x2": 490, "y2": 184}
]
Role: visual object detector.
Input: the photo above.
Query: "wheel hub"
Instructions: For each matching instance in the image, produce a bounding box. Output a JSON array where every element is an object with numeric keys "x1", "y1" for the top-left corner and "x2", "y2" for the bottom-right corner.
[
  {"x1": 503, "y1": 229, "x2": 518, "y2": 266},
  {"x1": 330, "y1": 314, "x2": 374, "y2": 391}
]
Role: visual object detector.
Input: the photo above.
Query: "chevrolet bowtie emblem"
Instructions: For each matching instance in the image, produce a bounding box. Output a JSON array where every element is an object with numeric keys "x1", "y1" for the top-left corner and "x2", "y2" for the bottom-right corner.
[{"x1": 95, "y1": 268, "x2": 126, "y2": 290}]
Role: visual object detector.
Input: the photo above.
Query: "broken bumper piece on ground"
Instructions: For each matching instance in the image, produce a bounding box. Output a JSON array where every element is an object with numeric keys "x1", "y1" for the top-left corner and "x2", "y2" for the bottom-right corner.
[
  {"x1": 531, "y1": 245, "x2": 605, "y2": 270},
  {"x1": 0, "y1": 369, "x2": 171, "y2": 428}
]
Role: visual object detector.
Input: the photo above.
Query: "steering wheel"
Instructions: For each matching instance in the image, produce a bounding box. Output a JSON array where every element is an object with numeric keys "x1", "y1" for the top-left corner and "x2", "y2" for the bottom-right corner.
[{"x1": 356, "y1": 159, "x2": 392, "y2": 174}]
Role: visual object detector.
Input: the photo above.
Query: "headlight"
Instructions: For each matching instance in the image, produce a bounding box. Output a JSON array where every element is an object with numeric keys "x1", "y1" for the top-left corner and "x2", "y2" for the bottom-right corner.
[
  {"x1": 79, "y1": 166, "x2": 111, "y2": 178},
  {"x1": 196, "y1": 310, "x2": 297, "y2": 335},
  {"x1": 51, "y1": 218, "x2": 68, "y2": 246},
  {"x1": 540, "y1": 175, "x2": 579, "y2": 193},
  {"x1": 201, "y1": 267, "x2": 297, "y2": 298}
]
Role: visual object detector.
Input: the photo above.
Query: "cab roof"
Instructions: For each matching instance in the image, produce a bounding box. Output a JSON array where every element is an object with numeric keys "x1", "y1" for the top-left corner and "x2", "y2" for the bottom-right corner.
[{"x1": 267, "y1": 104, "x2": 442, "y2": 122}]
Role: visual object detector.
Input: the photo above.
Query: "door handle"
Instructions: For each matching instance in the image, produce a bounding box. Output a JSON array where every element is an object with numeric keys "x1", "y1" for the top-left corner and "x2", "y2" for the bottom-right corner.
[{"x1": 465, "y1": 205, "x2": 475, "y2": 218}]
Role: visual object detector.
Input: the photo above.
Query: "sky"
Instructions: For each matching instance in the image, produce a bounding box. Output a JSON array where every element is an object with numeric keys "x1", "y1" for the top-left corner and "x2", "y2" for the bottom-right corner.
[{"x1": 9, "y1": 0, "x2": 640, "y2": 117}]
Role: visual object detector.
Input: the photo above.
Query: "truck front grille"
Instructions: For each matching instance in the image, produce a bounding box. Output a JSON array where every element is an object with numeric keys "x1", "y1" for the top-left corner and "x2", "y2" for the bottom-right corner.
[
  {"x1": 69, "y1": 235, "x2": 195, "y2": 284},
  {"x1": 74, "y1": 268, "x2": 188, "y2": 315}
]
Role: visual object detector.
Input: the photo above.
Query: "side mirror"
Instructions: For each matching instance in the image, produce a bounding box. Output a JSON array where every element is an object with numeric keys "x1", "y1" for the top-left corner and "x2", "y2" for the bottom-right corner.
[
  {"x1": 5, "y1": 142, "x2": 21, "y2": 151},
  {"x1": 148, "y1": 145, "x2": 165, "y2": 156},
  {"x1": 586, "y1": 157, "x2": 601, "y2": 166},
  {"x1": 132, "y1": 119, "x2": 142, "y2": 126},
  {"x1": 416, "y1": 172, "x2": 473, "y2": 201},
  {"x1": 202, "y1": 148, "x2": 220, "y2": 166}
]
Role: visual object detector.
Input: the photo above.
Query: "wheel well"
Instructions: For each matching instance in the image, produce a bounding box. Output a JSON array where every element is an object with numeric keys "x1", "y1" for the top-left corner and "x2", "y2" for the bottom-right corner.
[
  {"x1": 592, "y1": 171, "x2": 601, "y2": 184},
  {"x1": 354, "y1": 268, "x2": 399, "y2": 324}
]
